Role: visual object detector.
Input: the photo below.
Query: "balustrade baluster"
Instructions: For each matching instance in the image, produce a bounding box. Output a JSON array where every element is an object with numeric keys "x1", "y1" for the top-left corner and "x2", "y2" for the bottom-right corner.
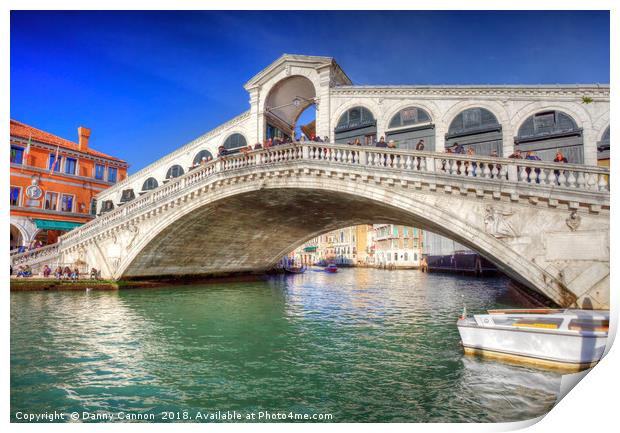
[
  {"x1": 450, "y1": 159, "x2": 458, "y2": 175},
  {"x1": 467, "y1": 160, "x2": 475, "y2": 177},
  {"x1": 576, "y1": 171, "x2": 586, "y2": 189},
  {"x1": 557, "y1": 170, "x2": 566, "y2": 187},
  {"x1": 483, "y1": 163, "x2": 491, "y2": 179},
  {"x1": 538, "y1": 168, "x2": 547, "y2": 185},
  {"x1": 598, "y1": 174, "x2": 608, "y2": 191},
  {"x1": 567, "y1": 171, "x2": 577, "y2": 188},
  {"x1": 519, "y1": 166, "x2": 528, "y2": 183},
  {"x1": 586, "y1": 173, "x2": 597, "y2": 190}
]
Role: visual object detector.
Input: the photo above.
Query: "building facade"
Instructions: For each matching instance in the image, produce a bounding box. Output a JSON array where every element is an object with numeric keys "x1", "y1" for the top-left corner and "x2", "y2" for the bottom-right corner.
[
  {"x1": 373, "y1": 224, "x2": 424, "y2": 268},
  {"x1": 10, "y1": 120, "x2": 128, "y2": 249},
  {"x1": 93, "y1": 54, "x2": 610, "y2": 212},
  {"x1": 292, "y1": 224, "x2": 424, "y2": 269}
]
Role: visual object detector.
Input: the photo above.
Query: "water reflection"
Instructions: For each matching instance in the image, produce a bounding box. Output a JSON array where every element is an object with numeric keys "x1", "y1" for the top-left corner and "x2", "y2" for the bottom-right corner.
[{"x1": 12, "y1": 269, "x2": 562, "y2": 422}]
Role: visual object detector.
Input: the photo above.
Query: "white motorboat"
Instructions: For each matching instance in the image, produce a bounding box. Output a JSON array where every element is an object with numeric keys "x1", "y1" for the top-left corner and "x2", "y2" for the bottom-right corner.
[{"x1": 457, "y1": 308, "x2": 609, "y2": 371}]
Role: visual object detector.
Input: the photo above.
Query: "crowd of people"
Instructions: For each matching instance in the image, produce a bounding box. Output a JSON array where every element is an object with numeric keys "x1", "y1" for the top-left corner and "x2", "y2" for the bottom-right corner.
[{"x1": 11, "y1": 264, "x2": 102, "y2": 280}]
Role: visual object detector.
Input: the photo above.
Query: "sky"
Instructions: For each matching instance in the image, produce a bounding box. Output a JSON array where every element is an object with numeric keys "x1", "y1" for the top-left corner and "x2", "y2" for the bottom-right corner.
[{"x1": 11, "y1": 10, "x2": 609, "y2": 173}]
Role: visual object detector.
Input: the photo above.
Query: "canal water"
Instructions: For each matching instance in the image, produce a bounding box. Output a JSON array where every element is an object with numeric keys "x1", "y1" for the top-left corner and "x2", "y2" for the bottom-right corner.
[{"x1": 11, "y1": 268, "x2": 563, "y2": 422}]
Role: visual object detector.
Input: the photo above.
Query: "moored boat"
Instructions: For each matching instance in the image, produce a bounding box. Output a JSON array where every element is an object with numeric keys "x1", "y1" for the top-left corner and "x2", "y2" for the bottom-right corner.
[
  {"x1": 457, "y1": 308, "x2": 609, "y2": 371},
  {"x1": 325, "y1": 264, "x2": 338, "y2": 273}
]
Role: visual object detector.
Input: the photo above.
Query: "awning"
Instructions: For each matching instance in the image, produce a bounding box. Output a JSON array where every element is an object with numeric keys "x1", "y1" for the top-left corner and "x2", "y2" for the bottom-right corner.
[
  {"x1": 33, "y1": 219, "x2": 83, "y2": 231},
  {"x1": 303, "y1": 246, "x2": 318, "y2": 252}
]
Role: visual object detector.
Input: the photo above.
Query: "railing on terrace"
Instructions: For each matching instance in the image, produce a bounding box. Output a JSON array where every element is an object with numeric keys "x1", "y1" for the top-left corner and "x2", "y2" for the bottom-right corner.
[{"x1": 10, "y1": 142, "x2": 610, "y2": 266}]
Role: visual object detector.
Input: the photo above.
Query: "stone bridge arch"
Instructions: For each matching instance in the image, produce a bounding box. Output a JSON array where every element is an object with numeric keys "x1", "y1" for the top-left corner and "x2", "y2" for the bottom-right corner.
[{"x1": 105, "y1": 172, "x2": 605, "y2": 308}]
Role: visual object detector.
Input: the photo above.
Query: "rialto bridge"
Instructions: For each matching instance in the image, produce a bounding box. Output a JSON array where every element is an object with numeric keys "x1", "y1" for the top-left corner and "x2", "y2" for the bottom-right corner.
[{"x1": 10, "y1": 55, "x2": 610, "y2": 309}]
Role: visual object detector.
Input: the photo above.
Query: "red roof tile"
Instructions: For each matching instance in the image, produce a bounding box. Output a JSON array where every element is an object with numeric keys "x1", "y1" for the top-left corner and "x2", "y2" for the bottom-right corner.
[{"x1": 10, "y1": 119, "x2": 127, "y2": 164}]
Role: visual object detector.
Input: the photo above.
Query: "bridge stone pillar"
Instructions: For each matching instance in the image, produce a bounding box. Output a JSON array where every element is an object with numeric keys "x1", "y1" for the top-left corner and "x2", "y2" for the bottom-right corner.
[
  {"x1": 315, "y1": 68, "x2": 332, "y2": 140},
  {"x1": 502, "y1": 125, "x2": 515, "y2": 158},
  {"x1": 247, "y1": 87, "x2": 261, "y2": 145},
  {"x1": 434, "y1": 123, "x2": 446, "y2": 152},
  {"x1": 582, "y1": 126, "x2": 597, "y2": 166}
]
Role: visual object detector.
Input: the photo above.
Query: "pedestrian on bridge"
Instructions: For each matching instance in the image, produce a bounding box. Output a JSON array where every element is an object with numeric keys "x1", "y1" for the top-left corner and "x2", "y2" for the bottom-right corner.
[{"x1": 376, "y1": 136, "x2": 388, "y2": 148}]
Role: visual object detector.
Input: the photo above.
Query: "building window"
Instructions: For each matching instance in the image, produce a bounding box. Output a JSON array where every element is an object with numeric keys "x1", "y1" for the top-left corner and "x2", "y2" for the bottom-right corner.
[
  {"x1": 49, "y1": 154, "x2": 62, "y2": 172},
  {"x1": 142, "y1": 177, "x2": 159, "y2": 191},
  {"x1": 404, "y1": 252, "x2": 408, "y2": 261},
  {"x1": 10, "y1": 186, "x2": 21, "y2": 206},
  {"x1": 95, "y1": 164, "x2": 105, "y2": 180},
  {"x1": 11, "y1": 146, "x2": 24, "y2": 164},
  {"x1": 64, "y1": 157, "x2": 77, "y2": 175},
  {"x1": 45, "y1": 192, "x2": 59, "y2": 211},
  {"x1": 60, "y1": 194, "x2": 74, "y2": 212},
  {"x1": 394, "y1": 252, "x2": 398, "y2": 261},
  {"x1": 108, "y1": 167, "x2": 118, "y2": 183}
]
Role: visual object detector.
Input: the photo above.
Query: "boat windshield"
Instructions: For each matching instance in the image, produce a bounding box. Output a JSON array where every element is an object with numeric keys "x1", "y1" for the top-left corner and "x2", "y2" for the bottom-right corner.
[
  {"x1": 492, "y1": 316, "x2": 564, "y2": 329},
  {"x1": 568, "y1": 319, "x2": 609, "y2": 332}
]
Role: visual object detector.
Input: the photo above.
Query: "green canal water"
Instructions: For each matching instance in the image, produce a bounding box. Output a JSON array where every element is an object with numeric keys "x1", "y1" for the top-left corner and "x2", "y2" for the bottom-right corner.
[{"x1": 11, "y1": 268, "x2": 562, "y2": 422}]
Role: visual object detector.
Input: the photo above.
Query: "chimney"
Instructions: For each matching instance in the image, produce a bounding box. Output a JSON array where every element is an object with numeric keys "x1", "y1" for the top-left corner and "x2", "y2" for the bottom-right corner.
[{"x1": 78, "y1": 126, "x2": 91, "y2": 151}]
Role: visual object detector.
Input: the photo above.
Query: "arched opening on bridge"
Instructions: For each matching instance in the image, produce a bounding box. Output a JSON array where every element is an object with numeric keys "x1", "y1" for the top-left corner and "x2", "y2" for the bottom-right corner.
[
  {"x1": 514, "y1": 110, "x2": 583, "y2": 163},
  {"x1": 264, "y1": 75, "x2": 317, "y2": 142},
  {"x1": 334, "y1": 106, "x2": 377, "y2": 145},
  {"x1": 294, "y1": 104, "x2": 317, "y2": 141},
  {"x1": 193, "y1": 149, "x2": 214, "y2": 166},
  {"x1": 166, "y1": 164, "x2": 185, "y2": 180},
  {"x1": 446, "y1": 108, "x2": 502, "y2": 156},
  {"x1": 99, "y1": 200, "x2": 114, "y2": 215},
  {"x1": 119, "y1": 188, "x2": 135, "y2": 204},
  {"x1": 597, "y1": 126, "x2": 609, "y2": 168},
  {"x1": 386, "y1": 107, "x2": 435, "y2": 150},
  {"x1": 222, "y1": 133, "x2": 248, "y2": 154},
  {"x1": 10, "y1": 224, "x2": 24, "y2": 250},
  {"x1": 142, "y1": 177, "x2": 159, "y2": 192}
]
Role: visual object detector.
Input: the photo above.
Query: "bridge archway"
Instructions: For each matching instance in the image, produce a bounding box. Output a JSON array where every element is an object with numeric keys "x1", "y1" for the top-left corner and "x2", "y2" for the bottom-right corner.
[
  {"x1": 112, "y1": 177, "x2": 589, "y2": 307},
  {"x1": 264, "y1": 75, "x2": 317, "y2": 141}
]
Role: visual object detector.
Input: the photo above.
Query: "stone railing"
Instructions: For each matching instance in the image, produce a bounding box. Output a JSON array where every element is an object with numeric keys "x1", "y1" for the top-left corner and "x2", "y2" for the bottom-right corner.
[
  {"x1": 10, "y1": 142, "x2": 610, "y2": 266},
  {"x1": 11, "y1": 243, "x2": 59, "y2": 267}
]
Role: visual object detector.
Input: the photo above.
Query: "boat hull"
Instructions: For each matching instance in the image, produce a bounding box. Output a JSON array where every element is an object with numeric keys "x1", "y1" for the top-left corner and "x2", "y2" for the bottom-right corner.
[{"x1": 458, "y1": 321, "x2": 607, "y2": 372}]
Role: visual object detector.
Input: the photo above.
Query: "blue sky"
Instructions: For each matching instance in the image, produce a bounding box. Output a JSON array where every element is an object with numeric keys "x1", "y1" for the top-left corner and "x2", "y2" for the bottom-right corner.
[{"x1": 11, "y1": 11, "x2": 609, "y2": 173}]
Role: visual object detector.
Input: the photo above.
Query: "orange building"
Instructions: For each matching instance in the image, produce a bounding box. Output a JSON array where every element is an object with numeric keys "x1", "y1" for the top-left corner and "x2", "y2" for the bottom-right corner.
[{"x1": 10, "y1": 119, "x2": 128, "y2": 250}]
